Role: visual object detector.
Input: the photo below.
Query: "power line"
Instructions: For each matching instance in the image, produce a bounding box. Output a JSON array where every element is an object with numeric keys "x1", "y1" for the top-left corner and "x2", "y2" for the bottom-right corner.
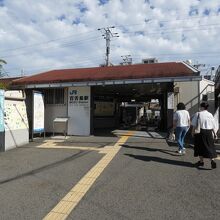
[
  {"x1": 5, "y1": 57, "x2": 105, "y2": 73},
  {"x1": 3, "y1": 24, "x2": 218, "y2": 59},
  {"x1": 1, "y1": 23, "x2": 219, "y2": 59},
  {"x1": 1, "y1": 14, "x2": 219, "y2": 54},
  {"x1": 123, "y1": 23, "x2": 220, "y2": 35},
  {"x1": 0, "y1": 30, "x2": 98, "y2": 53},
  {"x1": 1, "y1": 36, "x2": 103, "y2": 59},
  {"x1": 115, "y1": 14, "x2": 220, "y2": 29}
]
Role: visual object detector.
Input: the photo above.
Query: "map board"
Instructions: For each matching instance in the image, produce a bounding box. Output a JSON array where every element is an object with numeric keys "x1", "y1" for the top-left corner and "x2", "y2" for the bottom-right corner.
[
  {"x1": 33, "y1": 92, "x2": 45, "y2": 133},
  {"x1": 4, "y1": 100, "x2": 28, "y2": 131}
]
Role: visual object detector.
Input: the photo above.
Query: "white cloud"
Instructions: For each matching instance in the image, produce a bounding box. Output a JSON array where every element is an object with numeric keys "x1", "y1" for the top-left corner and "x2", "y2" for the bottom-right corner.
[{"x1": 0, "y1": 0, "x2": 219, "y2": 76}]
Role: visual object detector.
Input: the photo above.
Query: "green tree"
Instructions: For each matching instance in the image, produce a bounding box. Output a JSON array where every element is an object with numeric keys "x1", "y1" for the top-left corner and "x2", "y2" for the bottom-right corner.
[{"x1": 0, "y1": 82, "x2": 7, "y2": 89}]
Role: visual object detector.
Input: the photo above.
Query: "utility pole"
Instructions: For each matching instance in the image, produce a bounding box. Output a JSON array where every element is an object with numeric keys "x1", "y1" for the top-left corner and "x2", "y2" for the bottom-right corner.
[
  {"x1": 121, "y1": 55, "x2": 132, "y2": 65},
  {"x1": 0, "y1": 59, "x2": 7, "y2": 78},
  {"x1": 193, "y1": 61, "x2": 205, "y2": 70},
  {"x1": 98, "y1": 26, "x2": 119, "y2": 66}
]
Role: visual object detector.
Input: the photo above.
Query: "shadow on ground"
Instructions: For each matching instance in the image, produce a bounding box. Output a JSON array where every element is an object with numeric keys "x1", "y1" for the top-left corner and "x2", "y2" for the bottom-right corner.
[
  {"x1": 122, "y1": 144, "x2": 182, "y2": 157},
  {"x1": 124, "y1": 153, "x2": 195, "y2": 168}
]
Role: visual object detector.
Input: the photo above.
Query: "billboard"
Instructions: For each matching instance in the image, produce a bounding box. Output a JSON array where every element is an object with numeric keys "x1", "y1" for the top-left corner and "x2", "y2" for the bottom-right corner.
[
  {"x1": 33, "y1": 92, "x2": 44, "y2": 133},
  {"x1": 0, "y1": 90, "x2": 4, "y2": 132}
]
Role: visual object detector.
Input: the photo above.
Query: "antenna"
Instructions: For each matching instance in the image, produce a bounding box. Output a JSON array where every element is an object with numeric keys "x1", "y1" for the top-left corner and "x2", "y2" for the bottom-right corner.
[
  {"x1": 98, "y1": 26, "x2": 119, "y2": 66},
  {"x1": 120, "y1": 55, "x2": 132, "y2": 65}
]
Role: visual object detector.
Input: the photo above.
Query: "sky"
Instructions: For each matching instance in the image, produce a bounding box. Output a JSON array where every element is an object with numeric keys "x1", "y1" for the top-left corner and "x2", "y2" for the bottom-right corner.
[{"x1": 0, "y1": 0, "x2": 220, "y2": 77}]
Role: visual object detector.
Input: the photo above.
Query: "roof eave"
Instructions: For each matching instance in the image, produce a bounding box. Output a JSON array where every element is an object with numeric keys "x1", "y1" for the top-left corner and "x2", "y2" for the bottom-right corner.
[{"x1": 15, "y1": 75, "x2": 203, "y2": 89}]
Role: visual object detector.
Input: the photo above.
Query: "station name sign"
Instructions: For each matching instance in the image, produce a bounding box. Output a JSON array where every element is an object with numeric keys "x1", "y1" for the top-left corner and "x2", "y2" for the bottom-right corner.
[{"x1": 69, "y1": 89, "x2": 89, "y2": 106}]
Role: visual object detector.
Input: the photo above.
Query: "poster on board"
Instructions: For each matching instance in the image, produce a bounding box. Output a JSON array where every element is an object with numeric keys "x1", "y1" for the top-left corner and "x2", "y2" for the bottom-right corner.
[
  {"x1": 4, "y1": 91, "x2": 28, "y2": 131},
  {"x1": 33, "y1": 91, "x2": 45, "y2": 133},
  {"x1": 0, "y1": 90, "x2": 4, "y2": 132}
]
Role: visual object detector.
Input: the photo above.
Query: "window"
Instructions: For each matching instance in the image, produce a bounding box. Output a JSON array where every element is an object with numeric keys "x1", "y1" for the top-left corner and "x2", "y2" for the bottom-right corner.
[
  {"x1": 45, "y1": 88, "x2": 65, "y2": 104},
  {"x1": 202, "y1": 94, "x2": 208, "y2": 101}
]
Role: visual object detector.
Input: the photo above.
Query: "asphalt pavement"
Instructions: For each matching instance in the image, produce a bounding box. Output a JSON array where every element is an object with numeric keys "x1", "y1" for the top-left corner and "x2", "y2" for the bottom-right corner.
[{"x1": 0, "y1": 132, "x2": 219, "y2": 220}]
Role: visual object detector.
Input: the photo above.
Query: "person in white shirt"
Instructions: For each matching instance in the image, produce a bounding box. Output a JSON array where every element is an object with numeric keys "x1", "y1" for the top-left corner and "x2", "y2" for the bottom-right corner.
[
  {"x1": 191, "y1": 102, "x2": 217, "y2": 169},
  {"x1": 173, "y1": 103, "x2": 190, "y2": 154}
]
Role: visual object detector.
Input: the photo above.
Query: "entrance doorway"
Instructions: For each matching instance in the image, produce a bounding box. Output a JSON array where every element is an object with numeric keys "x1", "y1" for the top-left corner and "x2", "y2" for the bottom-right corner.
[{"x1": 91, "y1": 83, "x2": 171, "y2": 135}]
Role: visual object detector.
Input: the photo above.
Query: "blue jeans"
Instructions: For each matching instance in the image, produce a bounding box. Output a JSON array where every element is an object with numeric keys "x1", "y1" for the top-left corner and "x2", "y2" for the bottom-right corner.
[{"x1": 175, "y1": 126, "x2": 189, "y2": 150}]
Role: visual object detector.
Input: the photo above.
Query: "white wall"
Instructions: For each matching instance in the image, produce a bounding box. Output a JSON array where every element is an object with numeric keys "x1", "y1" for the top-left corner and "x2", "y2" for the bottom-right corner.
[
  {"x1": 45, "y1": 104, "x2": 67, "y2": 133},
  {"x1": 45, "y1": 89, "x2": 68, "y2": 133},
  {"x1": 175, "y1": 81, "x2": 199, "y2": 115},
  {"x1": 175, "y1": 79, "x2": 215, "y2": 116},
  {"x1": 199, "y1": 79, "x2": 215, "y2": 114},
  {"x1": 4, "y1": 91, "x2": 29, "y2": 151},
  {"x1": 5, "y1": 129, "x2": 29, "y2": 151},
  {"x1": 68, "y1": 86, "x2": 91, "y2": 136}
]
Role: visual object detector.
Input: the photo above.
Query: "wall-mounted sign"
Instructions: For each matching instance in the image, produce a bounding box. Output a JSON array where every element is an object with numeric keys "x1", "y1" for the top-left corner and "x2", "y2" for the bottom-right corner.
[
  {"x1": 33, "y1": 92, "x2": 44, "y2": 133},
  {"x1": 167, "y1": 92, "x2": 174, "y2": 110},
  {"x1": 4, "y1": 100, "x2": 29, "y2": 131},
  {"x1": 0, "y1": 90, "x2": 4, "y2": 132},
  {"x1": 69, "y1": 89, "x2": 89, "y2": 107},
  {"x1": 68, "y1": 87, "x2": 91, "y2": 135}
]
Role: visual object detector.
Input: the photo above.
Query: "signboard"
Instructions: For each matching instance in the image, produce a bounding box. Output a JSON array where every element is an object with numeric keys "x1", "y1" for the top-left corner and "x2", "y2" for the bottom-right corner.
[
  {"x1": 167, "y1": 92, "x2": 174, "y2": 110},
  {"x1": 68, "y1": 87, "x2": 90, "y2": 135},
  {"x1": 4, "y1": 100, "x2": 28, "y2": 131},
  {"x1": 33, "y1": 92, "x2": 44, "y2": 133},
  {"x1": 4, "y1": 90, "x2": 28, "y2": 131},
  {"x1": 69, "y1": 89, "x2": 89, "y2": 107},
  {"x1": 0, "y1": 90, "x2": 4, "y2": 132},
  {"x1": 94, "y1": 101, "x2": 114, "y2": 116}
]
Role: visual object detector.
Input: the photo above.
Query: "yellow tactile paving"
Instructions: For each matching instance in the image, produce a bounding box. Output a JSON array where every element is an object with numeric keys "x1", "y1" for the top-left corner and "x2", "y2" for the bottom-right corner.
[
  {"x1": 38, "y1": 145, "x2": 100, "y2": 151},
  {"x1": 43, "y1": 131, "x2": 133, "y2": 220},
  {"x1": 45, "y1": 212, "x2": 67, "y2": 220},
  {"x1": 52, "y1": 201, "x2": 78, "y2": 214}
]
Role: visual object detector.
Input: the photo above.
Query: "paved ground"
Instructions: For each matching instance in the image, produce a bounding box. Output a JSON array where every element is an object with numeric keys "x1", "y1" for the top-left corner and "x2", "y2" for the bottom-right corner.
[{"x1": 0, "y1": 131, "x2": 220, "y2": 220}]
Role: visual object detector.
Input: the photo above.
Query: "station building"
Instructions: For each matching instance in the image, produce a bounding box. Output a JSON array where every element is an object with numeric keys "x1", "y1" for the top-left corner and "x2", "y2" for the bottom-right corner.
[{"x1": 11, "y1": 61, "x2": 208, "y2": 137}]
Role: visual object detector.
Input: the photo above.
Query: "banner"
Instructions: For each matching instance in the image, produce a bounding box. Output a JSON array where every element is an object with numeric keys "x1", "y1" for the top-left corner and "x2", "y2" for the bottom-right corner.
[
  {"x1": 33, "y1": 92, "x2": 44, "y2": 133},
  {"x1": 0, "y1": 90, "x2": 4, "y2": 132}
]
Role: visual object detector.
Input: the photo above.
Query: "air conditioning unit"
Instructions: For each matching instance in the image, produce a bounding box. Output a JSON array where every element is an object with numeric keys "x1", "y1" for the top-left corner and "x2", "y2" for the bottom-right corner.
[{"x1": 142, "y1": 58, "x2": 158, "y2": 64}]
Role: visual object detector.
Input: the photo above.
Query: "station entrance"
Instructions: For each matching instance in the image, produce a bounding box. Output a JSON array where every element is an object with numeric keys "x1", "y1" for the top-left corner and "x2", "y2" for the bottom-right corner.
[{"x1": 91, "y1": 82, "x2": 173, "y2": 134}]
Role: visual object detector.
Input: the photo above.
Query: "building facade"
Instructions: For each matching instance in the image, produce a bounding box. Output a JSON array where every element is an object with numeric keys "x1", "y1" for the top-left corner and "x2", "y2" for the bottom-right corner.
[{"x1": 12, "y1": 62, "x2": 202, "y2": 136}]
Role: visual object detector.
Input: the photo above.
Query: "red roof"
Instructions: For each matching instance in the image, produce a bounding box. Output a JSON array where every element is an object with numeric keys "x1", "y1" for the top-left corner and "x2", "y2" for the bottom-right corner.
[
  {"x1": 0, "y1": 77, "x2": 23, "y2": 86},
  {"x1": 12, "y1": 62, "x2": 198, "y2": 85}
]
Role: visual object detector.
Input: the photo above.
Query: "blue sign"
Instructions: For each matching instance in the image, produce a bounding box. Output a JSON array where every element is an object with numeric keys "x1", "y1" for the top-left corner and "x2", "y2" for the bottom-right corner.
[{"x1": 0, "y1": 90, "x2": 5, "y2": 132}]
